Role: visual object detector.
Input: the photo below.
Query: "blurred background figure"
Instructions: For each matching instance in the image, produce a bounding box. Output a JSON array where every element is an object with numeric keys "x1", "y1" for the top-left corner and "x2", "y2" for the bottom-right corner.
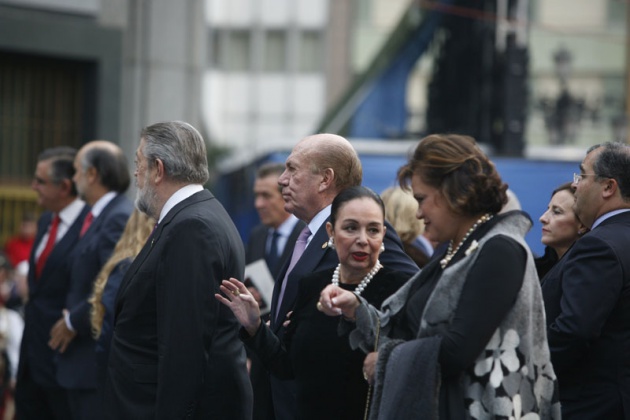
[
  {"x1": 536, "y1": 182, "x2": 587, "y2": 279},
  {"x1": 381, "y1": 186, "x2": 434, "y2": 268},
  {"x1": 247, "y1": 163, "x2": 304, "y2": 308},
  {"x1": 16, "y1": 146, "x2": 89, "y2": 420},
  {"x1": 89, "y1": 210, "x2": 154, "y2": 386},
  {"x1": 0, "y1": 255, "x2": 25, "y2": 314},
  {"x1": 4, "y1": 211, "x2": 37, "y2": 268},
  {"x1": 49, "y1": 140, "x2": 132, "y2": 420},
  {"x1": 248, "y1": 163, "x2": 303, "y2": 279},
  {"x1": 246, "y1": 163, "x2": 303, "y2": 420},
  {"x1": 11, "y1": 261, "x2": 30, "y2": 315},
  {"x1": 0, "y1": 252, "x2": 25, "y2": 420}
]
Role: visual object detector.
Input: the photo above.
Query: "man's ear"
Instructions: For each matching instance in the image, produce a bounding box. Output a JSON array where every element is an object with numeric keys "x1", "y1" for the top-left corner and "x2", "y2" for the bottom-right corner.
[
  {"x1": 318, "y1": 168, "x2": 334, "y2": 192},
  {"x1": 602, "y1": 178, "x2": 618, "y2": 199},
  {"x1": 86, "y1": 166, "x2": 98, "y2": 185},
  {"x1": 154, "y1": 159, "x2": 165, "y2": 184},
  {"x1": 59, "y1": 178, "x2": 73, "y2": 197}
]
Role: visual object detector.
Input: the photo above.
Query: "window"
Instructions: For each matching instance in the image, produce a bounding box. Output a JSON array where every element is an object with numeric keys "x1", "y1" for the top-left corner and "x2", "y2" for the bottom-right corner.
[
  {"x1": 298, "y1": 30, "x2": 323, "y2": 72},
  {"x1": 263, "y1": 30, "x2": 287, "y2": 72},
  {"x1": 210, "y1": 30, "x2": 251, "y2": 71}
]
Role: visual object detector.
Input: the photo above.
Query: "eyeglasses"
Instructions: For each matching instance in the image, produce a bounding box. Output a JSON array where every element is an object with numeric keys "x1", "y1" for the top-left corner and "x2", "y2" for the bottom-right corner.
[{"x1": 573, "y1": 173, "x2": 597, "y2": 184}]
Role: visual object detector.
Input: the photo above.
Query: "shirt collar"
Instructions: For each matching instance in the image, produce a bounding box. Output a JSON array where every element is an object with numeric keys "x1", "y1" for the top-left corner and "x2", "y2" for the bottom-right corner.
[
  {"x1": 90, "y1": 191, "x2": 117, "y2": 218},
  {"x1": 159, "y1": 184, "x2": 204, "y2": 223},
  {"x1": 58, "y1": 198, "x2": 86, "y2": 227},
  {"x1": 274, "y1": 215, "x2": 300, "y2": 237},
  {"x1": 591, "y1": 208, "x2": 630, "y2": 229},
  {"x1": 304, "y1": 205, "x2": 331, "y2": 247}
]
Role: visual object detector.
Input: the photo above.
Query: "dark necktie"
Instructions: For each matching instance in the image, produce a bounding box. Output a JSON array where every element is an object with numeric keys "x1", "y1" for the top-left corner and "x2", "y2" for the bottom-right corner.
[
  {"x1": 275, "y1": 226, "x2": 311, "y2": 320},
  {"x1": 265, "y1": 230, "x2": 281, "y2": 276},
  {"x1": 36, "y1": 214, "x2": 60, "y2": 279},
  {"x1": 79, "y1": 211, "x2": 94, "y2": 238}
]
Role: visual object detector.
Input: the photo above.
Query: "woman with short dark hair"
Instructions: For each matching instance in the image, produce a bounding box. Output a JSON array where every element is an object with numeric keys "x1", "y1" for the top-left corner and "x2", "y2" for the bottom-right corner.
[{"x1": 216, "y1": 186, "x2": 409, "y2": 419}]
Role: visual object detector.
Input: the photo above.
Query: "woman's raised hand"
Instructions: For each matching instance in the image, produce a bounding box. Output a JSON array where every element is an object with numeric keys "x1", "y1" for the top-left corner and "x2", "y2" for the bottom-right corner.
[
  {"x1": 318, "y1": 284, "x2": 361, "y2": 320},
  {"x1": 215, "y1": 277, "x2": 262, "y2": 336}
]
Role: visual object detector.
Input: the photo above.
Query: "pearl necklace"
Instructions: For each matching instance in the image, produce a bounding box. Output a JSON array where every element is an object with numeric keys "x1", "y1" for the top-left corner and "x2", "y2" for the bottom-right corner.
[
  {"x1": 440, "y1": 213, "x2": 493, "y2": 269},
  {"x1": 332, "y1": 260, "x2": 382, "y2": 296}
]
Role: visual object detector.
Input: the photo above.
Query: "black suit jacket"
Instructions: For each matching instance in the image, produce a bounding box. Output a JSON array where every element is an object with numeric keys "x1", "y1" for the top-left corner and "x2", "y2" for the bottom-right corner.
[
  {"x1": 57, "y1": 193, "x2": 132, "y2": 389},
  {"x1": 267, "y1": 218, "x2": 418, "y2": 419},
  {"x1": 541, "y1": 211, "x2": 630, "y2": 418},
  {"x1": 246, "y1": 221, "x2": 305, "y2": 280},
  {"x1": 17, "y1": 204, "x2": 90, "y2": 388},
  {"x1": 104, "y1": 190, "x2": 252, "y2": 419}
]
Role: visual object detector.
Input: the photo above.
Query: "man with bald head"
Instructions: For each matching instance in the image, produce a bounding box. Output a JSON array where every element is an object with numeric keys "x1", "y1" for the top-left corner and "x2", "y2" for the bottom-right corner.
[
  {"x1": 48, "y1": 140, "x2": 132, "y2": 419},
  {"x1": 262, "y1": 134, "x2": 418, "y2": 419}
]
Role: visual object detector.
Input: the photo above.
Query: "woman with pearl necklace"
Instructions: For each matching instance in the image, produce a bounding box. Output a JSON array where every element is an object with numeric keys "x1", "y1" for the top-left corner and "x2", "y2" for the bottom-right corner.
[
  {"x1": 318, "y1": 134, "x2": 561, "y2": 420},
  {"x1": 216, "y1": 186, "x2": 409, "y2": 419}
]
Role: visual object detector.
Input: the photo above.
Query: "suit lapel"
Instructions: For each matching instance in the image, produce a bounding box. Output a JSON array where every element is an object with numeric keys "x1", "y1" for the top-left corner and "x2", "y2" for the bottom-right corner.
[
  {"x1": 272, "y1": 222, "x2": 333, "y2": 330},
  {"x1": 27, "y1": 214, "x2": 51, "y2": 291}
]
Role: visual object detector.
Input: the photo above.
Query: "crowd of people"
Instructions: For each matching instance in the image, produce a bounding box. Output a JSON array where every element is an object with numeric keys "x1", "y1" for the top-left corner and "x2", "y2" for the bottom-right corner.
[{"x1": 0, "y1": 123, "x2": 629, "y2": 419}]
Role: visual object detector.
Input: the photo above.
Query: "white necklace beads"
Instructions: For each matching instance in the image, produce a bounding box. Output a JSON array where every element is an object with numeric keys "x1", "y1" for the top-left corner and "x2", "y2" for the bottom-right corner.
[
  {"x1": 440, "y1": 213, "x2": 493, "y2": 269},
  {"x1": 331, "y1": 260, "x2": 382, "y2": 296}
]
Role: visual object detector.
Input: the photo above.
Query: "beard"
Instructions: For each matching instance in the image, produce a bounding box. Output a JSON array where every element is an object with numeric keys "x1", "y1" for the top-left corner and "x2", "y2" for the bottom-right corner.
[{"x1": 135, "y1": 182, "x2": 158, "y2": 219}]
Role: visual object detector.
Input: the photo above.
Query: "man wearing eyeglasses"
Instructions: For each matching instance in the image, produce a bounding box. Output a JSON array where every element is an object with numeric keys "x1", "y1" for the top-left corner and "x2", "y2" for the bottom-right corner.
[
  {"x1": 541, "y1": 142, "x2": 630, "y2": 419},
  {"x1": 16, "y1": 147, "x2": 89, "y2": 420}
]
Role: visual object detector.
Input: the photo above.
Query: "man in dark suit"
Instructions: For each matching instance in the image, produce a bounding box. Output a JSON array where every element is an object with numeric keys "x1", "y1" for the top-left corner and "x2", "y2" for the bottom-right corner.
[
  {"x1": 541, "y1": 141, "x2": 630, "y2": 419},
  {"x1": 268, "y1": 133, "x2": 418, "y2": 419},
  {"x1": 15, "y1": 147, "x2": 89, "y2": 419},
  {"x1": 104, "y1": 121, "x2": 252, "y2": 419},
  {"x1": 48, "y1": 140, "x2": 132, "y2": 418},
  {"x1": 246, "y1": 162, "x2": 303, "y2": 420}
]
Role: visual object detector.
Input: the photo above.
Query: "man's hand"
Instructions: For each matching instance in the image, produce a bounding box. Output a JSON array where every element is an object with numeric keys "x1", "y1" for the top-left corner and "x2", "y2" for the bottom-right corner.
[{"x1": 48, "y1": 309, "x2": 76, "y2": 353}]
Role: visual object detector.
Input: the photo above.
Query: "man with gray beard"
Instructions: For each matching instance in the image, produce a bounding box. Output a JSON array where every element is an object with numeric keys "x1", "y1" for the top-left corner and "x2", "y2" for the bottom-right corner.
[{"x1": 103, "y1": 121, "x2": 252, "y2": 419}]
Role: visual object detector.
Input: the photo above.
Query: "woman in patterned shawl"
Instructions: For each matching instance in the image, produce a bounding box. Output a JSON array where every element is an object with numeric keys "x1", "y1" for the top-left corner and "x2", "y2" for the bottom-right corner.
[{"x1": 318, "y1": 134, "x2": 560, "y2": 420}]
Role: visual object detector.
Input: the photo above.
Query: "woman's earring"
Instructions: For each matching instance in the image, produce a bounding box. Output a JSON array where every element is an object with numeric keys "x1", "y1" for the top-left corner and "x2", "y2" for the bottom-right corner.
[
  {"x1": 380, "y1": 243, "x2": 385, "y2": 254},
  {"x1": 328, "y1": 237, "x2": 335, "y2": 250}
]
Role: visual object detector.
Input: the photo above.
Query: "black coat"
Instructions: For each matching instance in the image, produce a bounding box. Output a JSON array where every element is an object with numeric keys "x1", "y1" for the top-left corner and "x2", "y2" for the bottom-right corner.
[
  {"x1": 541, "y1": 211, "x2": 630, "y2": 419},
  {"x1": 104, "y1": 190, "x2": 253, "y2": 419}
]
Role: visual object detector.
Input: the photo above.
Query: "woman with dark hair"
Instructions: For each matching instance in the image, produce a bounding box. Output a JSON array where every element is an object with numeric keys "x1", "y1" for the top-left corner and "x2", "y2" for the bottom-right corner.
[
  {"x1": 216, "y1": 186, "x2": 409, "y2": 419},
  {"x1": 319, "y1": 134, "x2": 560, "y2": 419},
  {"x1": 535, "y1": 182, "x2": 587, "y2": 279}
]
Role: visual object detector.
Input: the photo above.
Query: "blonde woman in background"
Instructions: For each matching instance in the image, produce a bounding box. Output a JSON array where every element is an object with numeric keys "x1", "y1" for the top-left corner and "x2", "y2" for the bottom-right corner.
[
  {"x1": 89, "y1": 210, "x2": 155, "y2": 384},
  {"x1": 381, "y1": 187, "x2": 435, "y2": 268}
]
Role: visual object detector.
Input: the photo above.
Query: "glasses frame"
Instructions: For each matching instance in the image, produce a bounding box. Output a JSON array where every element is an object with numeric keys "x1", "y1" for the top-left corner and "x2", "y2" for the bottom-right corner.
[{"x1": 573, "y1": 173, "x2": 599, "y2": 184}]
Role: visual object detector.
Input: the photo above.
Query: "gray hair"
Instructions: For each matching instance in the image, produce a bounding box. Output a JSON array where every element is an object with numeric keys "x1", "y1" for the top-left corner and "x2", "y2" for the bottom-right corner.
[{"x1": 140, "y1": 121, "x2": 209, "y2": 184}]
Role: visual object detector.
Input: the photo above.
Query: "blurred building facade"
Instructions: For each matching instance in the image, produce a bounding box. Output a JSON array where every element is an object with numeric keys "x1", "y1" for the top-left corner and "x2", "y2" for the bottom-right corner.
[{"x1": 0, "y1": 0, "x2": 627, "y2": 243}]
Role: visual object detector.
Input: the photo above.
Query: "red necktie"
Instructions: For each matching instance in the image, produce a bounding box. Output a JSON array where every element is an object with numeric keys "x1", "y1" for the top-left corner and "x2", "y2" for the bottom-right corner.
[
  {"x1": 36, "y1": 215, "x2": 60, "y2": 279},
  {"x1": 79, "y1": 212, "x2": 94, "y2": 237}
]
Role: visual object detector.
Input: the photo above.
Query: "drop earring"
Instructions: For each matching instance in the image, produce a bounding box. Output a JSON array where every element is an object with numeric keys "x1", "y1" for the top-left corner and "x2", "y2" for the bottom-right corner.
[
  {"x1": 328, "y1": 237, "x2": 335, "y2": 249},
  {"x1": 379, "y1": 243, "x2": 385, "y2": 254}
]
